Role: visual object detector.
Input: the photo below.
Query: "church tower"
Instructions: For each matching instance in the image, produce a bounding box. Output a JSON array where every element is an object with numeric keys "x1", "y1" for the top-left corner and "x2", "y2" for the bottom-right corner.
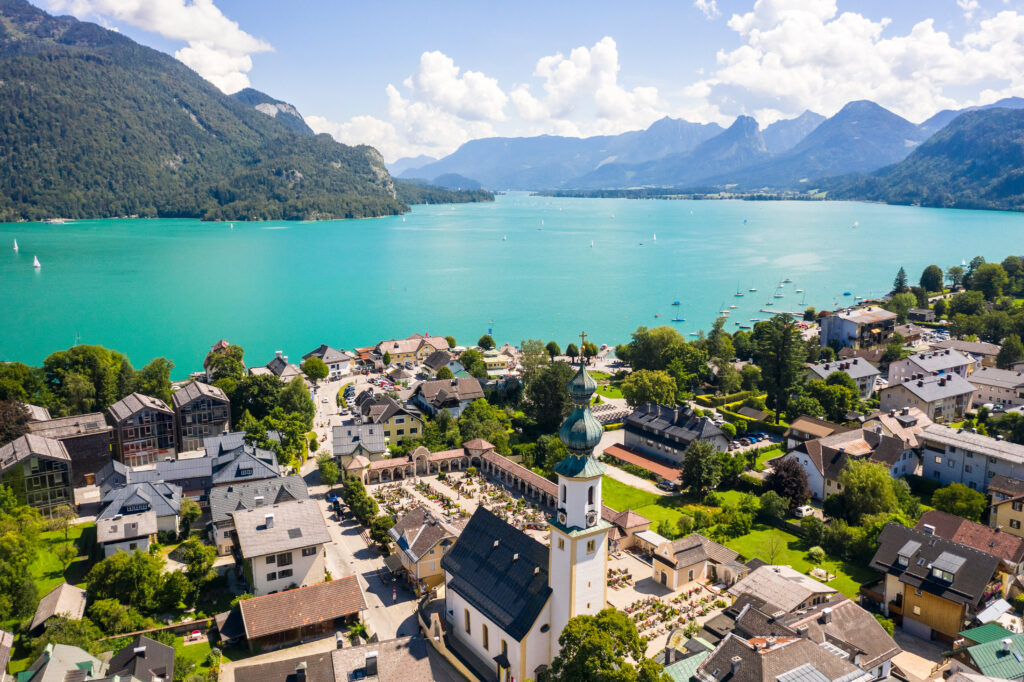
[{"x1": 548, "y1": 332, "x2": 611, "y2": 652}]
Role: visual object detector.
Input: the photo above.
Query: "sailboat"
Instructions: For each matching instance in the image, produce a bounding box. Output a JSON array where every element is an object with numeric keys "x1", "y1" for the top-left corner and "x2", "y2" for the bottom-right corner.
[
  {"x1": 590, "y1": 240, "x2": 594, "y2": 248},
  {"x1": 32, "y1": 255, "x2": 40, "y2": 269},
  {"x1": 734, "y1": 283, "x2": 744, "y2": 298},
  {"x1": 671, "y1": 300, "x2": 680, "y2": 306},
  {"x1": 229, "y1": 222, "x2": 234, "y2": 230},
  {"x1": 749, "y1": 286, "x2": 758, "y2": 292},
  {"x1": 961, "y1": 259, "x2": 967, "y2": 266},
  {"x1": 652, "y1": 233, "x2": 657, "y2": 241},
  {"x1": 12, "y1": 239, "x2": 17, "y2": 252},
  {"x1": 503, "y1": 235, "x2": 508, "y2": 241},
  {"x1": 541, "y1": 219, "x2": 545, "y2": 226}
]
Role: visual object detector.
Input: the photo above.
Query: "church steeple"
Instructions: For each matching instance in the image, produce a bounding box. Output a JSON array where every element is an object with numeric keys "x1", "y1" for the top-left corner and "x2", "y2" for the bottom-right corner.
[{"x1": 554, "y1": 331, "x2": 606, "y2": 478}]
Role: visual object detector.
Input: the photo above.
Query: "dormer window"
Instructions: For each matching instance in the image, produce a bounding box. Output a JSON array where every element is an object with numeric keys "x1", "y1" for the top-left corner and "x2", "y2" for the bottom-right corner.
[
  {"x1": 931, "y1": 567, "x2": 954, "y2": 582},
  {"x1": 897, "y1": 555, "x2": 909, "y2": 567}
]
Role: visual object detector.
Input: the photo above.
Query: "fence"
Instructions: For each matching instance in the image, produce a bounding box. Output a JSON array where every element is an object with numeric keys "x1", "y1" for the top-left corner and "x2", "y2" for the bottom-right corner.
[{"x1": 97, "y1": 616, "x2": 215, "y2": 642}]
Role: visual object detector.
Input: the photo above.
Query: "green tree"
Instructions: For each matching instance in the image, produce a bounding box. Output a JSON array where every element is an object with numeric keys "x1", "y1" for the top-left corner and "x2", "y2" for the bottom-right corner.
[
  {"x1": 55, "y1": 541, "x2": 77, "y2": 571},
  {"x1": 949, "y1": 290, "x2": 987, "y2": 316},
  {"x1": 43, "y1": 345, "x2": 130, "y2": 412},
  {"x1": 785, "y1": 394, "x2": 825, "y2": 421},
  {"x1": 565, "y1": 343, "x2": 580, "y2": 361},
  {"x1": 370, "y1": 515, "x2": 396, "y2": 548},
  {"x1": 716, "y1": 360, "x2": 742, "y2": 395},
  {"x1": 998, "y1": 335, "x2": 1024, "y2": 369},
  {"x1": 179, "y1": 537, "x2": 217, "y2": 597},
  {"x1": 546, "y1": 341, "x2": 561, "y2": 360},
  {"x1": 0, "y1": 400, "x2": 30, "y2": 447},
  {"x1": 835, "y1": 459, "x2": 899, "y2": 523},
  {"x1": 233, "y1": 374, "x2": 283, "y2": 423},
  {"x1": 526, "y1": 361, "x2": 574, "y2": 432},
  {"x1": 116, "y1": 357, "x2": 135, "y2": 399},
  {"x1": 435, "y1": 366, "x2": 454, "y2": 380},
  {"x1": 753, "y1": 316, "x2": 805, "y2": 415},
  {"x1": 478, "y1": 334, "x2": 496, "y2": 350},
  {"x1": 520, "y1": 339, "x2": 549, "y2": 383},
  {"x1": 86, "y1": 550, "x2": 166, "y2": 611},
  {"x1": 806, "y1": 380, "x2": 858, "y2": 423},
  {"x1": 160, "y1": 570, "x2": 191, "y2": 610},
  {"x1": 179, "y1": 497, "x2": 201, "y2": 535},
  {"x1": 706, "y1": 317, "x2": 735, "y2": 360},
  {"x1": 280, "y1": 376, "x2": 316, "y2": 428},
  {"x1": 947, "y1": 265, "x2": 966, "y2": 288},
  {"x1": 61, "y1": 372, "x2": 97, "y2": 414},
  {"x1": 803, "y1": 307, "x2": 817, "y2": 322},
  {"x1": 931, "y1": 483, "x2": 987, "y2": 521},
  {"x1": 445, "y1": 336, "x2": 457, "y2": 349},
  {"x1": 582, "y1": 341, "x2": 599, "y2": 362},
  {"x1": 545, "y1": 608, "x2": 670, "y2": 682},
  {"x1": 920, "y1": 264, "x2": 944, "y2": 292},
  {"x1": 764, "y1": 457, "x2": 811, "y2": 510},
  {"x1": 458, "y1": 399, "x2": 512, "y2": 453},
  {"x1": 88, "y1": 598, "x2": 154, "y2": 634},
  {"x1": 134, "y1": 357, "x2": 174, "y2": 404},
  {"x1": 740, "y1": 364, "x2": 762, "y2": 391},
  {"x1": 318, "y1": 454, "x2": 340, "y2": 488},
  {"x1": 971, "y1": 262, "x2": 1010, "y2": 300},
  {"x1": 758, "y1": 490, "x2": 789, "y2": 521},
  {"x1": 934, "y1": 298, "x2": 948, "y2": 318},
  {"x1": 893, "y1": 266, "x2": 908, "y2": 293},
  {"x1": 383, "y1": 351, "x2": 392, "y2": 366},
  {"x1": 301, "y1": 357, "x2": 329, "y2": 384},
  {"x1": 620, "y1": 370, "x2": 677, "y2": 408},
  {"x1": 681, "y1": 440, "x2": 722, "y2": 493},
  {"x1": 29, "y1": 617, "x2": 104, "y2": 660},
  {"x1": 883, "y1": 292, "x2": 918, "y2": 324}
]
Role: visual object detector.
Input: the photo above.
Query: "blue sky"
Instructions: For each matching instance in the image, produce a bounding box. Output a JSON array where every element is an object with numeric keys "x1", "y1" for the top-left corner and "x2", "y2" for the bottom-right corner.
[{"x1": 34, "y1": 1, "x2": 1024, "y2": 161}]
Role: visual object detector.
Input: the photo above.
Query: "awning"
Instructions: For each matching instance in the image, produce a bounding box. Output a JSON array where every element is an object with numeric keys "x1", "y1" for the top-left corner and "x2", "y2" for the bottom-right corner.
[
  {"x1": 383, "y1": 553, "x2": 405, "y2": 574},
  {"x1": 977, "y1": 598, "x2": 1012, "y2": 624}
]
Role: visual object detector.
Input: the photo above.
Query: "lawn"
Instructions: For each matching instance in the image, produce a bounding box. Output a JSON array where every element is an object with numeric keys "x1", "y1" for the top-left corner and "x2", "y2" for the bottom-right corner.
[
  {"x1": 724, "y1": 524, "x2": 874, "y2": 599},
  {"x1": 753, "y1": 447, "x2": 784, "y2": 471},
  {"x1": 175, "y1": 636, "x2": 217, "y2": 678},
  {"x1": 31, "y1": 523, "x2": 96, "y2": 596},
  {"x1": 596, "y1": 384, "x2": 624, "y2": 399},
  {"x1": 601, "y1": 476, "x2": 750, "y2": 529}
]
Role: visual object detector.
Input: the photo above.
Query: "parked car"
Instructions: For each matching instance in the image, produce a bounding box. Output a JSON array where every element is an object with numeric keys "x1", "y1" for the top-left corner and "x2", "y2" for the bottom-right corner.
[
  {"x1": 794, "y1": 505, "x2": 815, "y2": 518},
  {"x1": 657, "y1": 480, "x2": 676, "y2": 492}
]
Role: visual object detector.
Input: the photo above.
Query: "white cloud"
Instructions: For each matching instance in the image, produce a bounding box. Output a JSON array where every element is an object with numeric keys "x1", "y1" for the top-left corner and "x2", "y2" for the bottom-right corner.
[
  {"x1": 957, "y1": 0, "x2": 980, "y2": 19},
  {"x1": 694, "y1": 0, "x2": 720, "y2": 19},
  {"x1": 40, "y1": 0, "x2": 271, "y2": 92}
]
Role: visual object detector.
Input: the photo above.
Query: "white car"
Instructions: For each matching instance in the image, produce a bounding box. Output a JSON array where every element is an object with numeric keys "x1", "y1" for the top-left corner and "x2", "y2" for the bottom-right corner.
[{"x1": 794, "y1": 505, "x2": 815, "y2": 518}]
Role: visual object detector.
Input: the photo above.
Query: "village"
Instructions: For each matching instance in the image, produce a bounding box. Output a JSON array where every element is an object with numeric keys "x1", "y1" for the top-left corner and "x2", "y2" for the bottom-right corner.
[{"x1": 6, "y1": 261, "x2": 1024, "y2": 682}]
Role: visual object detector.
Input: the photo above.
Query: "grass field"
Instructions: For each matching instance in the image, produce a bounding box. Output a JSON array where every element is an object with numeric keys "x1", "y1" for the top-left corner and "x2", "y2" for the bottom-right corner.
[
  {"x1": 601, "y1": 476, "x2": 751, "y2": 528},
  {"x1": 753, "y1": 447, "x2": 784, "y2": 471},
  {"x1": 31, "y1": 523, "x2": 95, "y2": 595},
  {"x1": 175, "y1": 636, "x2": 216, "y2": 678}
]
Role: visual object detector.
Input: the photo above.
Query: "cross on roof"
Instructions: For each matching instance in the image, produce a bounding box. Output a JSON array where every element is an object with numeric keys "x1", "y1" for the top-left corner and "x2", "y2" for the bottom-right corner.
[{"x1": 579, "y1": 331, "x2": 587, "y2": 347}]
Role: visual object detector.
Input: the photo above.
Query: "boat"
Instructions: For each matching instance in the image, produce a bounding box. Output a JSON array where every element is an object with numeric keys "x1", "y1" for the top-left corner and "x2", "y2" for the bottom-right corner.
[
  {"x1": 719, "y1": 309, "x2": 730, "y2": 315},
  {"x1": 654, "y1": 314, "x2": 660, "y2": 318},
  {"x1": 748, "y1": 287, "x2": 757, "y2": 292},
  {"x1": 503, "y1": 235, "x2": 508, "y2": 241},
  {"x1": 734, "y1": 321, "x2": 741, "y2": 326},
  {"x1": 739, "y1": 324, "x2": 752, "y2": 330},
  {"x1": 652, "y1": 233, "x2": 657, "y2": 241},
  {"x1": 590, "y1": 240, "x2": 594, "y2": 248},
  {"x1": 783, "y1": 278, "x2": 793, "y2": 283},
  {"x1": 795, "y1": 289, "x2": 803, "y2": 293},
  {"x1": 843, "y1": 291, "x2": 852, "y2": 296},
  {"x1": 773, "y1": 293, "x2": 784, "y2": 298},
  {"x1": 610, "y1": 214, "x2": 615, "y2": 219},
  {"x1": 401, "y1": 217, "x2": 405, "y2": 223},
  {"x1": 32, "y1": 255, "x2": 40, "y2": 269},
  {"x1": 729, "y1": 305, "x2": 738, "y2": 309},
  {"x1": 734, "y1": 283, "x2": 744, "y2": 298},
  {"x1": 689, "y1": 332, "x2": 699, "y2": 336},
  {"x1": 671, "y1": 316, "x2": 685, "y2": 323},
  {"x1": 765, "y1": 301, "x2": 774, "y2": 306},
  {"x1": 541, "y1": 219, "x2": 544, "y2": 226},
  {"x1": 45, "y1": 219, "x2": 65, "y2": 225},
  {"x1": 12, "y1": 239, "x2": 17, "y2": 252},
  {"x1": 749, "y1": 318, "x2": 760, "y2": 322},
  {"x1": 230, "y1": 222, "x2": 234, "y2": 230},
  {"x1": 961, "y1": 259, "x2": 967, "y2": 266},
  {"x1": 852, "y1": 220, "x2": 859, "y2": 228},
  {"x1": 671, "y1": 301, "x2": 680, "y2": 306}
]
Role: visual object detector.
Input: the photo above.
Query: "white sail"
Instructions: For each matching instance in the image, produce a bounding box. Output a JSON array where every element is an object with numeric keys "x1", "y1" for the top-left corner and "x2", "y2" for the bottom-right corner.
[
  {"x1": 33, "y1": 255, "x2": 40, "y2": 268},
  {"x1": 12, "y1": 239, "x2": 17, "y2": 252}
]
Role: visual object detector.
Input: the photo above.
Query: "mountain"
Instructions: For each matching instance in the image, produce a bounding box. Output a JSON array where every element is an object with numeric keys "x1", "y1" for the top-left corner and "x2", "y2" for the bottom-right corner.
[
  {"x1": 388, "y1": 154, "x2": 437, "y2": 176},
  {"x1": 918, "y1": 96, "x2": 1024, "y2": 136},
  {"x1": 707, "y1": 100, "x2": 928, "y2": 189},
  {"x1": 0, "y1": 0, "x2": 408, "y2": 221},
  {"x1": 428, "y1": 173, "x2": 482, "y2": 191},
  {"x1": 575, "y1": 116, "x2": 769, "y2": 188},
  {"x1": 830, "y1": 107, "x2": 1024, "y2": 211},
  {"x1": 397, "y1": 118, "x2": 723, "y2": 189},
  {"x1": 230, "y1": 87, "x2": 314, "y2": 136},
  {"x1": 762, "y1": 111, "x2": 825, "y2": 154}
]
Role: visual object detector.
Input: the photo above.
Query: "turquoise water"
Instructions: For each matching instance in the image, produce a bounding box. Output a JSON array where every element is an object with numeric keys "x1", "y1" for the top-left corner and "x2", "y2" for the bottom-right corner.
[{"x1": 3, "y1": 192, "x2": 1024, "y2": 378}]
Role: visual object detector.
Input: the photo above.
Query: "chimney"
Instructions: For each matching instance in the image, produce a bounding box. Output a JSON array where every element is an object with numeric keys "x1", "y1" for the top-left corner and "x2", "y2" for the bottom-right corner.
[
  {"x1": 296, "y1": 661, "x2": 307, "y2": 682},
  {"x1": 822, "y1": 607, "x2": 833, "y2": 624},
  {"x1": 853, "y1": 358, "x2": 859, "y2": 365},
  {"x1": 493, "y1": 539, "x2": 500, "y2": 548},
  {"x1": 133, "y1": 646, "x2": 146, "y2": 657},
  {"x1": 513, "y1": 552, "x2": 519, "y2": 561},
  {"x1": 275, "y1": 350, "x2": 283, "y2": 359},
  {"x1": 283, "y1": 355, "x2": 289, "y2": 364},
  {"x1": 923, "y1": 524, "x2": 935, "y2": 535},
  {"x1": 366, "y1": 651, "x2": 379, "y2": 677},
  {"x1": 766, "y1": 636, "x2": 777, "y2": 648},
  {"x1": 1004, "y1": 638, "x2": 1012, "y2": 652},
  {"x1": 254, "y1": 495, "x2": 265, "y2": 505},
  {"x1": 731, "y1": 656, "x2": 743, "y2": 675},
  {"x1": 901, "y1": 407, "x2": 909, "y2": 416},
  {"x1": 265, "y1": 513, "x2": 275, "y2": 529},
  {"x1": 797, "y1": 625, "x2": 810, "y2": 638}
]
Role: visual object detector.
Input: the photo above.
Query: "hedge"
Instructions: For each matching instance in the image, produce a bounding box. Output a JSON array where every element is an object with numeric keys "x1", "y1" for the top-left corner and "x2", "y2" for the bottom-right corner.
[
  {"x1": 603, "y1": 422, "x2": 623, "y2": 431},
  {"x1": 719, "y1": 408, "x2": 789, "y2": 435},
  {"x1": 695, "y1": 390, "x2": 755, "y2": 408}
]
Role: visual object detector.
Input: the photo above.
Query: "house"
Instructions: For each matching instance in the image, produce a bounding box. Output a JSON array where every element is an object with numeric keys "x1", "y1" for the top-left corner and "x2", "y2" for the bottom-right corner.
[
  {"x1": 863, "y1": 407, "x2": 933, "y2": 450},
  {"x1": 332, "y1": 423, "x2": 389, "y2": 468},
  {"x1": 729, "y1": 565, "x2": 838, "y2": 613},
  {"x1": 949, "y1": 631, "x2": 1024, "y2": 680},
  {"x1": 18, "y1": 643, "x2": 103, "y2": 680},
  {"x1": 915, "y1": 509, "x2": 1024, "y2": 574},
  {"x1": 27, "y1": 412, "x2": 112, "y2": 487},
  {"x1": 19, "y1": 402, "x2": 51, "y2": 422},
  {"x1": 255, "y1": 350, "x2": 306, "y2": 385},
  {"x1": 805, "y1": 358, "x2": 881, "y2": 398},
  {"x1": 108, "y1": 392, "x2": 176, "y2": 467},
  {"x1": 780, "y1": 428, "x2": 911, "y2": 501},
  {"x1": 107, "y1": 634, "x2": 175, "y2": 681},
  {"x1": 98, "y1": 480, "x2": 182, "y2": 534},
  {"x1": 989, "y1": 479, "x2": 1024, "y2": 541},
  {"x1": 205, "y1": 432, "x2": 282, "y2": 485},
  {"x1": 969, "y1": 367, "x2": 1024, "y2": 410},
  {"x1": 29, "y1": 583, "x2": 87, "y2": 634},
  {"x1": 375, "y1": 333, "x2": 450, "y2": 364},
  {"x1": 694, "y1": 632, "x2": 877, "y2": 682},
  {"x1": 423, "y1": 349, "x2": 463, "y2": 378},
  {"x1": 819, "y1": 307, "x2": 897, "y2": 350},
  {"x1": 388, "y1": 506, "x2": 459, "y2": 589},
  {"x1": 235, "y1": 575, "x2": 366, "y2": 650},
  {"x1": 867, "y1": 522, "x2": 1004, "y2": 641},
  {"x1": 909, "y1": 308, "x2": 937, "y2": 323},
  {"x1": 482, "y1": 348, "x2": 513, "y2": 376},
  {"x1": 411, "y1": 377, "x2": 485, "y2": 417},
  {"x1": 172, "y1": 381, "x2": 231, "y2": 452},
  {"x1": 839, "y1": 347, "x2": 887, "y2": 366},
  {"x1": 359, "y1": 395, "x2": 424, "y2": 444},
  {"x1": 624, "y1": 403, "x2": 729, "y2": 464},
  {"x1": 921, "y1": 425, "x2": 1024, "y2": 492},
  {"x1": 896, "y1": 323, "x2": 928, "y2": 345},
  {"x1": 209, "y1": 477, "x2": 309, "y2": 555},
  {"x1": 934, "y1": 339, "x2": 1003, "y2": 368},
  {"x1": 0, "y1": 434, "x2": 73, "y2": 518},
  {"x1": 784, "y1": 416, "x2": 852, "y2": 450},
  {"x1": 231, "y1": 499, "x2": 331, "y2": 596},
  {"x1": 889, "y1": 349, "x2": 975, "y2": 384},
  {"x1": 97, "y1": 510, "x2": 158, "y2": 557},
  {"x1": 607, "y1": 509, "x2": 652, "y2": 553},
  {"x1": 879, "y1": 373, "x2": 975, "y2": 422},
  {"x1": 652, "y1": 533, "x2": 741, "y2": 590},
  {"x1": 97, "y1": 457, "x2": 212, "y2": 509},
  {"x1": 302, "y1": 344, "x2": 356, "y2": 381}
]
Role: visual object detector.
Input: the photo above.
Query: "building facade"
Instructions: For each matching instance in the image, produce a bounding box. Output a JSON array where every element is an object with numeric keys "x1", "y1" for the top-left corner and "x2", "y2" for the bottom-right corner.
[
  {"x1": 624, "y1": 403, "x2": 728, "y2": 464},
  {"x1": 108, "y1": 392, "x2": 176, "y2": 467},
  {"x1": 920, "y1": 424, "x2": 1024, "y2": 492},
  {"x1": 819, "y1": 307, "x2": 897, "y2": 350},
  {"x1": 879, "y1": 374, "x2": 975, "y2": 422},
  {"x1": 172, "y1": 382, "x2": 231, "y2": 452},
  {"x1": 968, "y1": 366, "x2": 1024, "y2": 410},
  {"x1": 889, "y1": 349, "x2": 974, "y2": 384},
  {"x1": 0, "y1": 434, "x2": 74, "y2": 518},
  {"x1": 805, "y1": 358, "x2": 881, "y2": 399},
  {"x1": 232, "y1": 499, "x2": 331, "y2": 596},
  {"x1": 27, "y1": 413, "x2": 112, "y2": 487}
]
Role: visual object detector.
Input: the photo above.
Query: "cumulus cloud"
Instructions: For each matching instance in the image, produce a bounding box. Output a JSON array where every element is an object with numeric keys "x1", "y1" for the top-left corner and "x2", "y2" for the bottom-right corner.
[
  {"x1": 40, "y1": 0, "x2": 271, "y2": 92},
  {"x1": 694, "y1": 0, "x2": 720, "y2": 19},
  {"x1": 685, "y1": 0, "x2": 1024, "y2": 125}
]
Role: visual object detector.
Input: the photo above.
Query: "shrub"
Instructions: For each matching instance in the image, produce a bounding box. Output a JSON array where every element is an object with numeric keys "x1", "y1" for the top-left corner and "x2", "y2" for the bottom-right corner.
[
  {"x1": 807, "y1": 546, "x2": 826, "y2": 564},
  {"x1": 703, "y1": 491, "x2": 721, "y2": 507}
]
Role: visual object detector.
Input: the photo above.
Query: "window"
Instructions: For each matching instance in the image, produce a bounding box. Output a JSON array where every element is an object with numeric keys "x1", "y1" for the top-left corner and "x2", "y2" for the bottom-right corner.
[
  {"x1": 1012, "y1": 519, "x2": 1021, "y2": 530},
  {"x1": 588, "y1": 486, "x2": 594, "y2": 505},
  {"x1": 965, "y1": 465, "x2": 972, "y2": 473},
  {"x1": 482, "y1": 623, "x2": 489, "y2": 650},
  {"x1": 688, "y1": 569, "x2": 695, "y2": 581},
  {"x1": 464, "y1": 609, "x2": 471, "y2": 634},
  {"x1": 560, "y1": 485, "x2": 566, "y2": 503},
  {"x1": 302, "y1": 547, "x2": 317, "y2": 557},
  {"x1": 934, "y1": 456, "x2": 942, "y2": 464},
  {"x1": 267, "y1": 555, "x2": 276, "y2": 565},
  {"x1": 897, "y1": 555, "x2": 908, "y2": 567},
  {"x1": 276, "y1": 552, "x2": 293, "y2": 566},
  {"x1": 948, "y1": 459, "x2": 955, "y2": 468},
  {"x1": 557, "y1": 538, "x2": 565, "y2": 550},
  {"x1": 913, "y1": 605, "x2": 921, "y2": 616},
  {"x1": 278, "y1": 569, "x2": 293, "y2": 579},
  {"x1": 586, "y1": 540, "x2": 596, "y2": 554},
  {"x1": 267, "y1": 571, "x2": 277, "y2": 581},
  {"x1": 1014, "y1": 501, "x2": 1024, "y2": 512}
]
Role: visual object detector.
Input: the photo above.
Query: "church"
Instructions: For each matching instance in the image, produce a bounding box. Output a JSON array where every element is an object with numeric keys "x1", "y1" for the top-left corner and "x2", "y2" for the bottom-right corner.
[{"x1": 440, "y1": 346, "x2": 610, "y2": 682}]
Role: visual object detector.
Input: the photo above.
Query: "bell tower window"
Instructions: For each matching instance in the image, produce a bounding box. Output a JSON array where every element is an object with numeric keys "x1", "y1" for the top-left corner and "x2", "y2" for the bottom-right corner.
[{"x1": 588, "y1": 486, "x2": 594, "y2": 505}]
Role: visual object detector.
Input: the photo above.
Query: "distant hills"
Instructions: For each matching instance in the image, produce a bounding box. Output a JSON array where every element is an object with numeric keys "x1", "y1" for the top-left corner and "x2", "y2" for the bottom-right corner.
[{"x1": 0, "y1": 0, "x2": 489, "y2": 222}]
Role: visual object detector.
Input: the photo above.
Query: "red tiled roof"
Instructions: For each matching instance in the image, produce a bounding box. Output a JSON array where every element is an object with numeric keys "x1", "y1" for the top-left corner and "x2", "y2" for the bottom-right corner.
[
  {"x1": 603, "y1": 444, "x2": 682, "y2": 481},
  {"x1": 613, "y1": 509, "x2": 651, "y2": 530},
  {"x1": 916, "y1": 510, "x2": 1024, "y2": 565},
  {"x1": 462, "y1": 438, "x2": 494, "y2": 451},
  {"x1": 239, "y1": 576, "x2": 366, "y2": 640},
  {"x1": 482, "y1": 451, "x2": 556, "y2": 495},
  {"x1": 368, "y1": 457, "x2": 414, "y2": 470}
]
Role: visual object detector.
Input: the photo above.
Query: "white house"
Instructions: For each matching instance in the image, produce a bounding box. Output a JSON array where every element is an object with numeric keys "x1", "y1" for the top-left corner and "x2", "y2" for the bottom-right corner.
[
  {"x1": 889, "y1": 349, "x2": 974, "y2": 384},
  {"x1": 967, "y1": 366, "x2": 1024, "y2": 410},
  {"x1": 231, "y1": 499, "x2": 331, "y2": 596},
  {"x1": 302, "y1": 345, "x2": 356, "y2": 381},
  {"x1": 96, "y1": 511, "x2": 157, "y2": 557},
  {"x1": 805, "y1": 358, "x2": 881, "y2": 399},
  {"x1": 780, "y1": 428, "x2": 911, "y2": 501}
]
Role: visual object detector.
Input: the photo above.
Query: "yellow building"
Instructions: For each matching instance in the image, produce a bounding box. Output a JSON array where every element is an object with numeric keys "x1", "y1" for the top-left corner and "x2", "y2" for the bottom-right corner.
[
  {"x1": 376, "y1": 333, "x2": 450, "y2": 364},
  {"x1": 991, "y1": 497, "x2": 1024, "y2": 538},
  {"x1": 387, "y1": 507, "x2": 458, "y2": 589},
  {"x1": 359, "y1": 396, "x2": 423, "y2": 444},
  {"x1": 652, "y1": 533, "x2": 740, "y2": 590}
]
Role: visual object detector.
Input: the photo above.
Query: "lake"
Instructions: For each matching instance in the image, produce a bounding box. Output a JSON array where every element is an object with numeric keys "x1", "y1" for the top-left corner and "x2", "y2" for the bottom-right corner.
[{"x1": 3, "y1": 193, "x2": 1023, "y2": 378}]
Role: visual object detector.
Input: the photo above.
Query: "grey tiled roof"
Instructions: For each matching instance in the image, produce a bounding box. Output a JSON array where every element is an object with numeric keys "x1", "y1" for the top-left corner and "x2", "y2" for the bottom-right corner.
[
  {"x1": 231, "y1": 499, "x2": 330, "y2": 558},
  {"x1": 20, "y1": 403, "x2": 51, "y2": 422},
  {"x1": 728, "y1": 566, "x2": 837, "y2": 614},
  {"x1": 414, "y1": 377, "x2": 484, "y2": 407},
  {"x1": 204, "y1": 432, "x2": 247, "y2": 455},
  {"x1": 99, "y1": 481, "x2": 182, "y2": 519},
  {"x1": 664, "y1": 533, "x2": 738, "y2": 569},
  {"x1": 921, "y1": 424, "x2": 1024, "y2": 463},
  {"x1": 332, "y1": 423, "x2": 388, "y2": 456},
  {"x1": 211, "y1": 447, "x2": 280, "y2": 485},
  {"x1": 905, "y1": 349, "x2": 973, "y2": 373},
  {"x1": 108, "y1": 392, "x2": 173, "y2": 422},
  {"x1": 97, "y1": 510, "x2": 158, "y2": 543},
  {"x1": 388, "y1": 506, "x2": 458, "y2": 563},
  {"x1": 697, "y1": 634, "x2": 870, "y2": 682},
  {"x1": 891, "y1": 372, "x2": 975, "y2": 402},
  {"x1": 933, "y1": 339, "x2": 1002, "y2": 357},
  {"x1": 171, "y1": 381, "x2": 228, "y2": 408},
  {"x1": 969, "y1": 366, "x2": 1024, "y2": 390},
  {"x1": 302, "y1": 344, "x2": 352, "y2": 364},
  {"x1": 0, "y1": 434, "x2": 70, "y2": 472},
  {"x1": 98, "y1": 458, "x2": 213, "y2": 497},
  {"x1": 806, "y1": 358, "x2": 880, "y2": 382},
  {"x1": 108, "y1": 635, "x2": 175, "y2": 681},
  {"x1": 30, "y1": 584, "x2": 87, "y2": 632},
  {"x1": 27, "y1": 412, "x2": 111, "y2": 439},
  {"x1": 423, "y1": 349, "x2": 453, "y2": 371},
  {"x1": 209, "y1": 477, "x2": 308, "y2": 525},
  {"x1": 626, "y1": 402, "x2": 725, "y2": 444}
]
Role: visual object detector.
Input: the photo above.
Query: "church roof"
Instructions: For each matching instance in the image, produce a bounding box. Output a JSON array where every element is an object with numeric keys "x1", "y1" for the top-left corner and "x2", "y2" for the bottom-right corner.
[{"x1": 441, "y1": 507, "x2": 551, "y2": 641}]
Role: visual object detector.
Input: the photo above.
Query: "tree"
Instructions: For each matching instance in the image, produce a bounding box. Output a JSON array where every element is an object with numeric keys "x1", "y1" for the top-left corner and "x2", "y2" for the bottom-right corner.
[
  {"x1": 753, "y1": 316, "x2": 805, "y2": 414},
  {"x1": 179, "y1": 537, "x2": 216, "y2": 598},
  {"x1": 0, "y1": 400, "x2": 29, "y2": 447},
  {"x1": 29, "y1": 616, "x2": 104, "y2": 660},
  {"x1": 318, "y1": 454, "x2": 340, "y2": 488},
  {"x1": 806, "y1": 380, "x2": 858, "y2": 423},
  {"x1": 55, "y1": 541, "x2": 77, "y2": 571},
  {"x1": 545, "y1": 608, "x2": 669, "y2": 682},
  {"x1": 620, "y1": 370, "x2": 677, "y2": 408},
  {"x1": 934, "y1": 298, "x2": 948, "y2": 318},
  {"x1": 625, "y1": 326, "x2": 687, "y2": 371},
  {"x1": 458, "y1": 399, "x2": 512, "y2": 453},
  {"x1": 369, "y1": 515, "x2": 396, "y2": 549},
  {"x1": 706, "y1": 317, "x2": 735, "y2": 360},
  {"x1": 160, "y1": 570, "x2": 191, "y2": 610},
  {"x1": 546, "y1": 341, "x2": 561, "y2": 360},
  {"x1": 875, "y1": 614, "x2": 895, "y2": 637},
  {"x1": 884, "y1": 292, "x2": 918, "y2": 324},
  {"x1": 435, "y1": 366, "x2": 454, "y2": 380},
  {"x1": 582, "y1": 341, "x2": 599, "y2": 362},
  {"x1": 62, "y1": 372, "x2": 96, "y2": 415},
  {"x1": 931, "y1": 483, "x2": 987, "y2": 522},
  {"x1": 716, "y1": 360, "x2": 742, "y2": 394},
  {"x1": 740, "y1": 365, "x2": 762, "y2": 391},
  {"x1": 803, "y1": 307, "x2": 816, "y2": 322},
  {"x1": 920, "y1": 264, "x2": 944, "y2": 292},
  {"x1": 785, "y1": 394, "x2": 824, "y2": 422},
  {"x1": 764, "y1": 457, "x2": 811, "y2": 510},
  {"x1": 444, "y1": 336, "x2": 457, "y2": 349},
  {"x1": 520, "y1": 339, "x2": 549, "y2": 383},
  {"x1": 764, "y1": 529, "x2": 784, "y2": 563},
  {"x1": 88, "y1": 598, "x2": 153, "y2": 634},
  {"x1": 835, "y1": 459, "x2": 899, "y2": 523},
  {"x1": 280, "y1": 376, "x2": 316, "y2": 428},
  {"x1": 893, "y1": 267, "x2": 908, "y2": 293},
  {"x1": 179, "y1": 497, "x2": 201, "y2": 534},
  {"x1": 233, "y1": 374, "x2": 283, "y2": 423},
  {"x1": 681, "y1": 440, "x2": 722, "y2": 493},
  {"x1": 971, "y1": 262, "x2": 1010, "y2": 300},
  {"x1": 947, "y1": 265, "x2": 966, "y2": 288},
  {"x1": 759, "y1": 490, "x2": 789, "y2": 521},
  {"x1": 383, "y1": 351, "x2": 392, "y2": 366},
  {"x1": 301, "y1": 357, "x2": 329, "y2": 384},
  {"x1": 565, "y1": 343, "x2": 580, "y2": 361},
  {"x1": 134, "y1": 357, "x2": 174, "y2": 404},
  {"x1": 478, "y1": 334, "x2": 496, "y2": 350},
  {"x1": 998, "y1": 335, "x2": 1024, "y2": 369},
  {"x1": 86, "y1": 550, "x2": 165, "y2": 611},
  {"x1": 526, "y1": 361, "x2": 574, "y2": 432}
]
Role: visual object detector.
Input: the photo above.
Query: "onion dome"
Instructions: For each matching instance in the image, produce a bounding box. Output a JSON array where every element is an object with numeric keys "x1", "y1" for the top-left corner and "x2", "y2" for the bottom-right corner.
[
  {"x1": 567, "y1": 364, "x2": 597, "y2": 406},
  {"x1": 554, "y1": 355, "x2": 607, "y2": 478}
]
